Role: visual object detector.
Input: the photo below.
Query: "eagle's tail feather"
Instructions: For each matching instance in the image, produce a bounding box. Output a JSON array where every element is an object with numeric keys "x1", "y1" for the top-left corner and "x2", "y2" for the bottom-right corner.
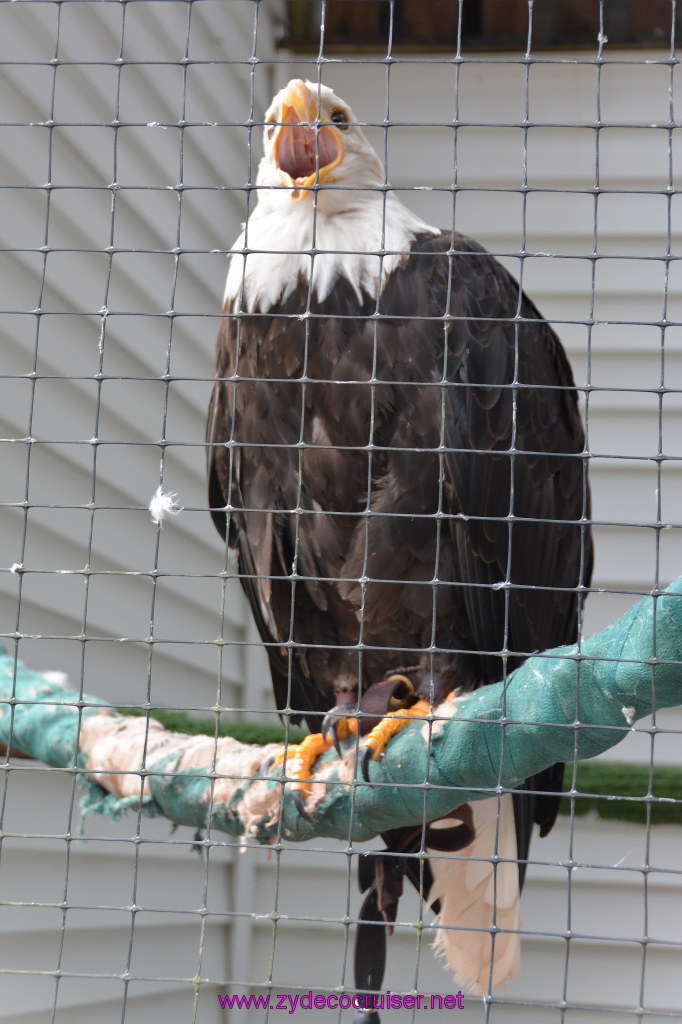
[{"x1": 428, "y1": 794, "x2": 521, "y2": 995}]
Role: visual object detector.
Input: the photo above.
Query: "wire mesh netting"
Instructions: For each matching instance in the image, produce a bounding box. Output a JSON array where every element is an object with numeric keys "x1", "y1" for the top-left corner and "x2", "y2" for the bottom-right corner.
[{"x1": 1, "y1": 1, "x2": 682, "y2": 1022}]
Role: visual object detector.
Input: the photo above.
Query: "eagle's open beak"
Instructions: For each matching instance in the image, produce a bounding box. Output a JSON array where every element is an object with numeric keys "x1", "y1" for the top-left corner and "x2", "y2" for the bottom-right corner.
[{"x1": 273, "y1": 80, "x2": 344, "y2": 200}]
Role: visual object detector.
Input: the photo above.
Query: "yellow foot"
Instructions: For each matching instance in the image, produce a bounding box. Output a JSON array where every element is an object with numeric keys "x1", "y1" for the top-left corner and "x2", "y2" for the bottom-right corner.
[
  {"x1": 361, "y1": 695, "x2": 432, "y2": 779},
  {"x1": 266, "y1": 718, "x2": 358, "y2": 817}
]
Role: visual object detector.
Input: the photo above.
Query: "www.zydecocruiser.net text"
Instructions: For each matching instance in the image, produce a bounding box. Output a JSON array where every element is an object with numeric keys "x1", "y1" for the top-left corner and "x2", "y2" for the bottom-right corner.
[{"x1": 217, "y1": 991, "x2": 466, "y2": 1012}]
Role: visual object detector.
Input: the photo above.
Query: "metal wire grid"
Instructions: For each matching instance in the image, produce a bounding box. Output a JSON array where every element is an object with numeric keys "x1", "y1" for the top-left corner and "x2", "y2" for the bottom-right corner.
[{"x1": 0, "y1": 0, "x2": 681, "y2": 1020}]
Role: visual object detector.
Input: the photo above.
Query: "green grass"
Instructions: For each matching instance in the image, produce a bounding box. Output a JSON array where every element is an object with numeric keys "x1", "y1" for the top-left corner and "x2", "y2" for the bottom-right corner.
[
  {"x1": 117, "y1": 706, "x2": 307, "y2": 746},
  {"x1": 559, "y1": 761, "x2": 682, "y2": 826}
]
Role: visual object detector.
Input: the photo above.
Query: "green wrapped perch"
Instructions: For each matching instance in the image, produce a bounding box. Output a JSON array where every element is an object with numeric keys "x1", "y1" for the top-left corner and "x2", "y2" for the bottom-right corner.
[{"x1": 0, "y1": 577, "x2": 681, "y2": 844}]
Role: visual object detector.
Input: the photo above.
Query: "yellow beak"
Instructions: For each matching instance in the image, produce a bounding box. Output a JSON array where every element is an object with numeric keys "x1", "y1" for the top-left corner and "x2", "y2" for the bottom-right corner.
[{"x1": 273, "y1": 80, "x2": 344, "y2": 200}]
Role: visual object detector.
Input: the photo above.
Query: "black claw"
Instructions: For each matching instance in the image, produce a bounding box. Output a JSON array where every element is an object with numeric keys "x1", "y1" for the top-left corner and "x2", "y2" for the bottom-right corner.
[
  {"x1": 259, "y1": 751, "x2": 279, "y2": 777},
  {"x1": 292, "y1": 789, "x2": 312, "y2": 821},
  {"x1": 360, "y1": 745, "x2": 374, "y2": 782},
  {"x1": 322, "y1": 702, "x2": 358, "y2": 759},
  {"x1": 321, "y1": 711, "x2": 342, "y2": 758}
]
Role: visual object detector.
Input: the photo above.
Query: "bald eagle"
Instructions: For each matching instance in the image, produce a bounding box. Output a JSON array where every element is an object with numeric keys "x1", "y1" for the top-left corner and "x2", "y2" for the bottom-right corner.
[{"x1": 208, "y1": 79, "x2": 592, "y2": 1001}]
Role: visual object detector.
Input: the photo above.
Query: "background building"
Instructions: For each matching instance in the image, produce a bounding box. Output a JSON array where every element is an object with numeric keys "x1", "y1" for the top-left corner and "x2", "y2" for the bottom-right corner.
[{"x1": 1, "y1": 2, "x2": 680, "y2": 1021}]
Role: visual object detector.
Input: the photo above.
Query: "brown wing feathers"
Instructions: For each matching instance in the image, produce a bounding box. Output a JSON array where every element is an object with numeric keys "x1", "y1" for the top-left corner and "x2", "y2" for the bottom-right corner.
[{"x1": 207, "y1": 229, "x2": 592, "y2": 838}]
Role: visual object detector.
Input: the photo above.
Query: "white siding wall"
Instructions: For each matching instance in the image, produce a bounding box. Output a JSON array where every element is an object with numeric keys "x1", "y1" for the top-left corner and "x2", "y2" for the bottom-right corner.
[
  {"x1": 0, "y1": 3, "x2": 281, "y2": 1022},
  {"x1": 1, "y1": 3, "x2": 680, "y2": 1021}
]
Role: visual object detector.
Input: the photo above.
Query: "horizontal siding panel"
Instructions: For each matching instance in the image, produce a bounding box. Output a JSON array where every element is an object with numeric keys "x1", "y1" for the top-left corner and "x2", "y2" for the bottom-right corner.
[
  {"x1": 1, "y1": 501, "x2": 242, "y2": 616},
  {"x1": 589, "y1": 523, "x2": 676, "y2": 582},
  {"x1": 2, "y1": 605, "x2": 245, "y2": 712},
  {"x1": 0, "y1": 915, "x2": 227, "y2": 978},
  {"x1": 589, "y1": 461, "x2": 672, "y2": 525},
  {"x1": 376, "y1": 124, "x2": 679, "y2": 192},
  {"x1": 597, "y1": 705, "x2": 682, "y2": 765},
  {"x1": 586, "y1": 407, "x2": 680, "y2": 459},
  {"x1": 0, "y1": 770, "x2": 231, "y2": 1020},
  {"x1": 2, "y1": 973, "x2": 222, "y2": 1022},
  {"x1": 0, "y1": 1, "x2": 60, "y2": 63}
]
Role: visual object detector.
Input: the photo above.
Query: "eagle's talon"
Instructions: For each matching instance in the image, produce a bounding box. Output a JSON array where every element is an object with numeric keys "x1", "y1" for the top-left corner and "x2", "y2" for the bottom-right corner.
[
  {"x1": 323, "y1": 719, "x2": 344, "y2": 760},
  {"x1": 260, "y1": 749, "x2": 284, "y2": 777},
  {"x1": 292, "y1": 788, "x2": 312, "y2": 821},
  {"x1": 322, "y1": 702, "x2": 359, "y2": 758},
  {"x1": 360, "y1": 744, "x2": 375, "y2": 782}
]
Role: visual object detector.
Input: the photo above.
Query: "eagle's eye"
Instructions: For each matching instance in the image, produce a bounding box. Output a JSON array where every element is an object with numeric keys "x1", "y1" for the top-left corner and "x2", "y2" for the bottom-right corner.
[{"x1": 330, "y1": 108, "x2": 349, "y2": 130}]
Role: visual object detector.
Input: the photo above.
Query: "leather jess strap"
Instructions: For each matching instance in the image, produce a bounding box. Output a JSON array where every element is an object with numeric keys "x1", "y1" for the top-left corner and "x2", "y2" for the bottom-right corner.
[{"x1": 353, "y1": 808, "x2": 474, "y2": 1023}]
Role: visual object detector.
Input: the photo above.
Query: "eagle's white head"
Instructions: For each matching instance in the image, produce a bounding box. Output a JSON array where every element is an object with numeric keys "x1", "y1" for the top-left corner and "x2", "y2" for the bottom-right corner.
[
  {"x1": 256, "y1": 79, "x2": 384, "y2": 212},
  {"x1": 224, "y1": 79, "x2": 439, "y2": 312}
]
